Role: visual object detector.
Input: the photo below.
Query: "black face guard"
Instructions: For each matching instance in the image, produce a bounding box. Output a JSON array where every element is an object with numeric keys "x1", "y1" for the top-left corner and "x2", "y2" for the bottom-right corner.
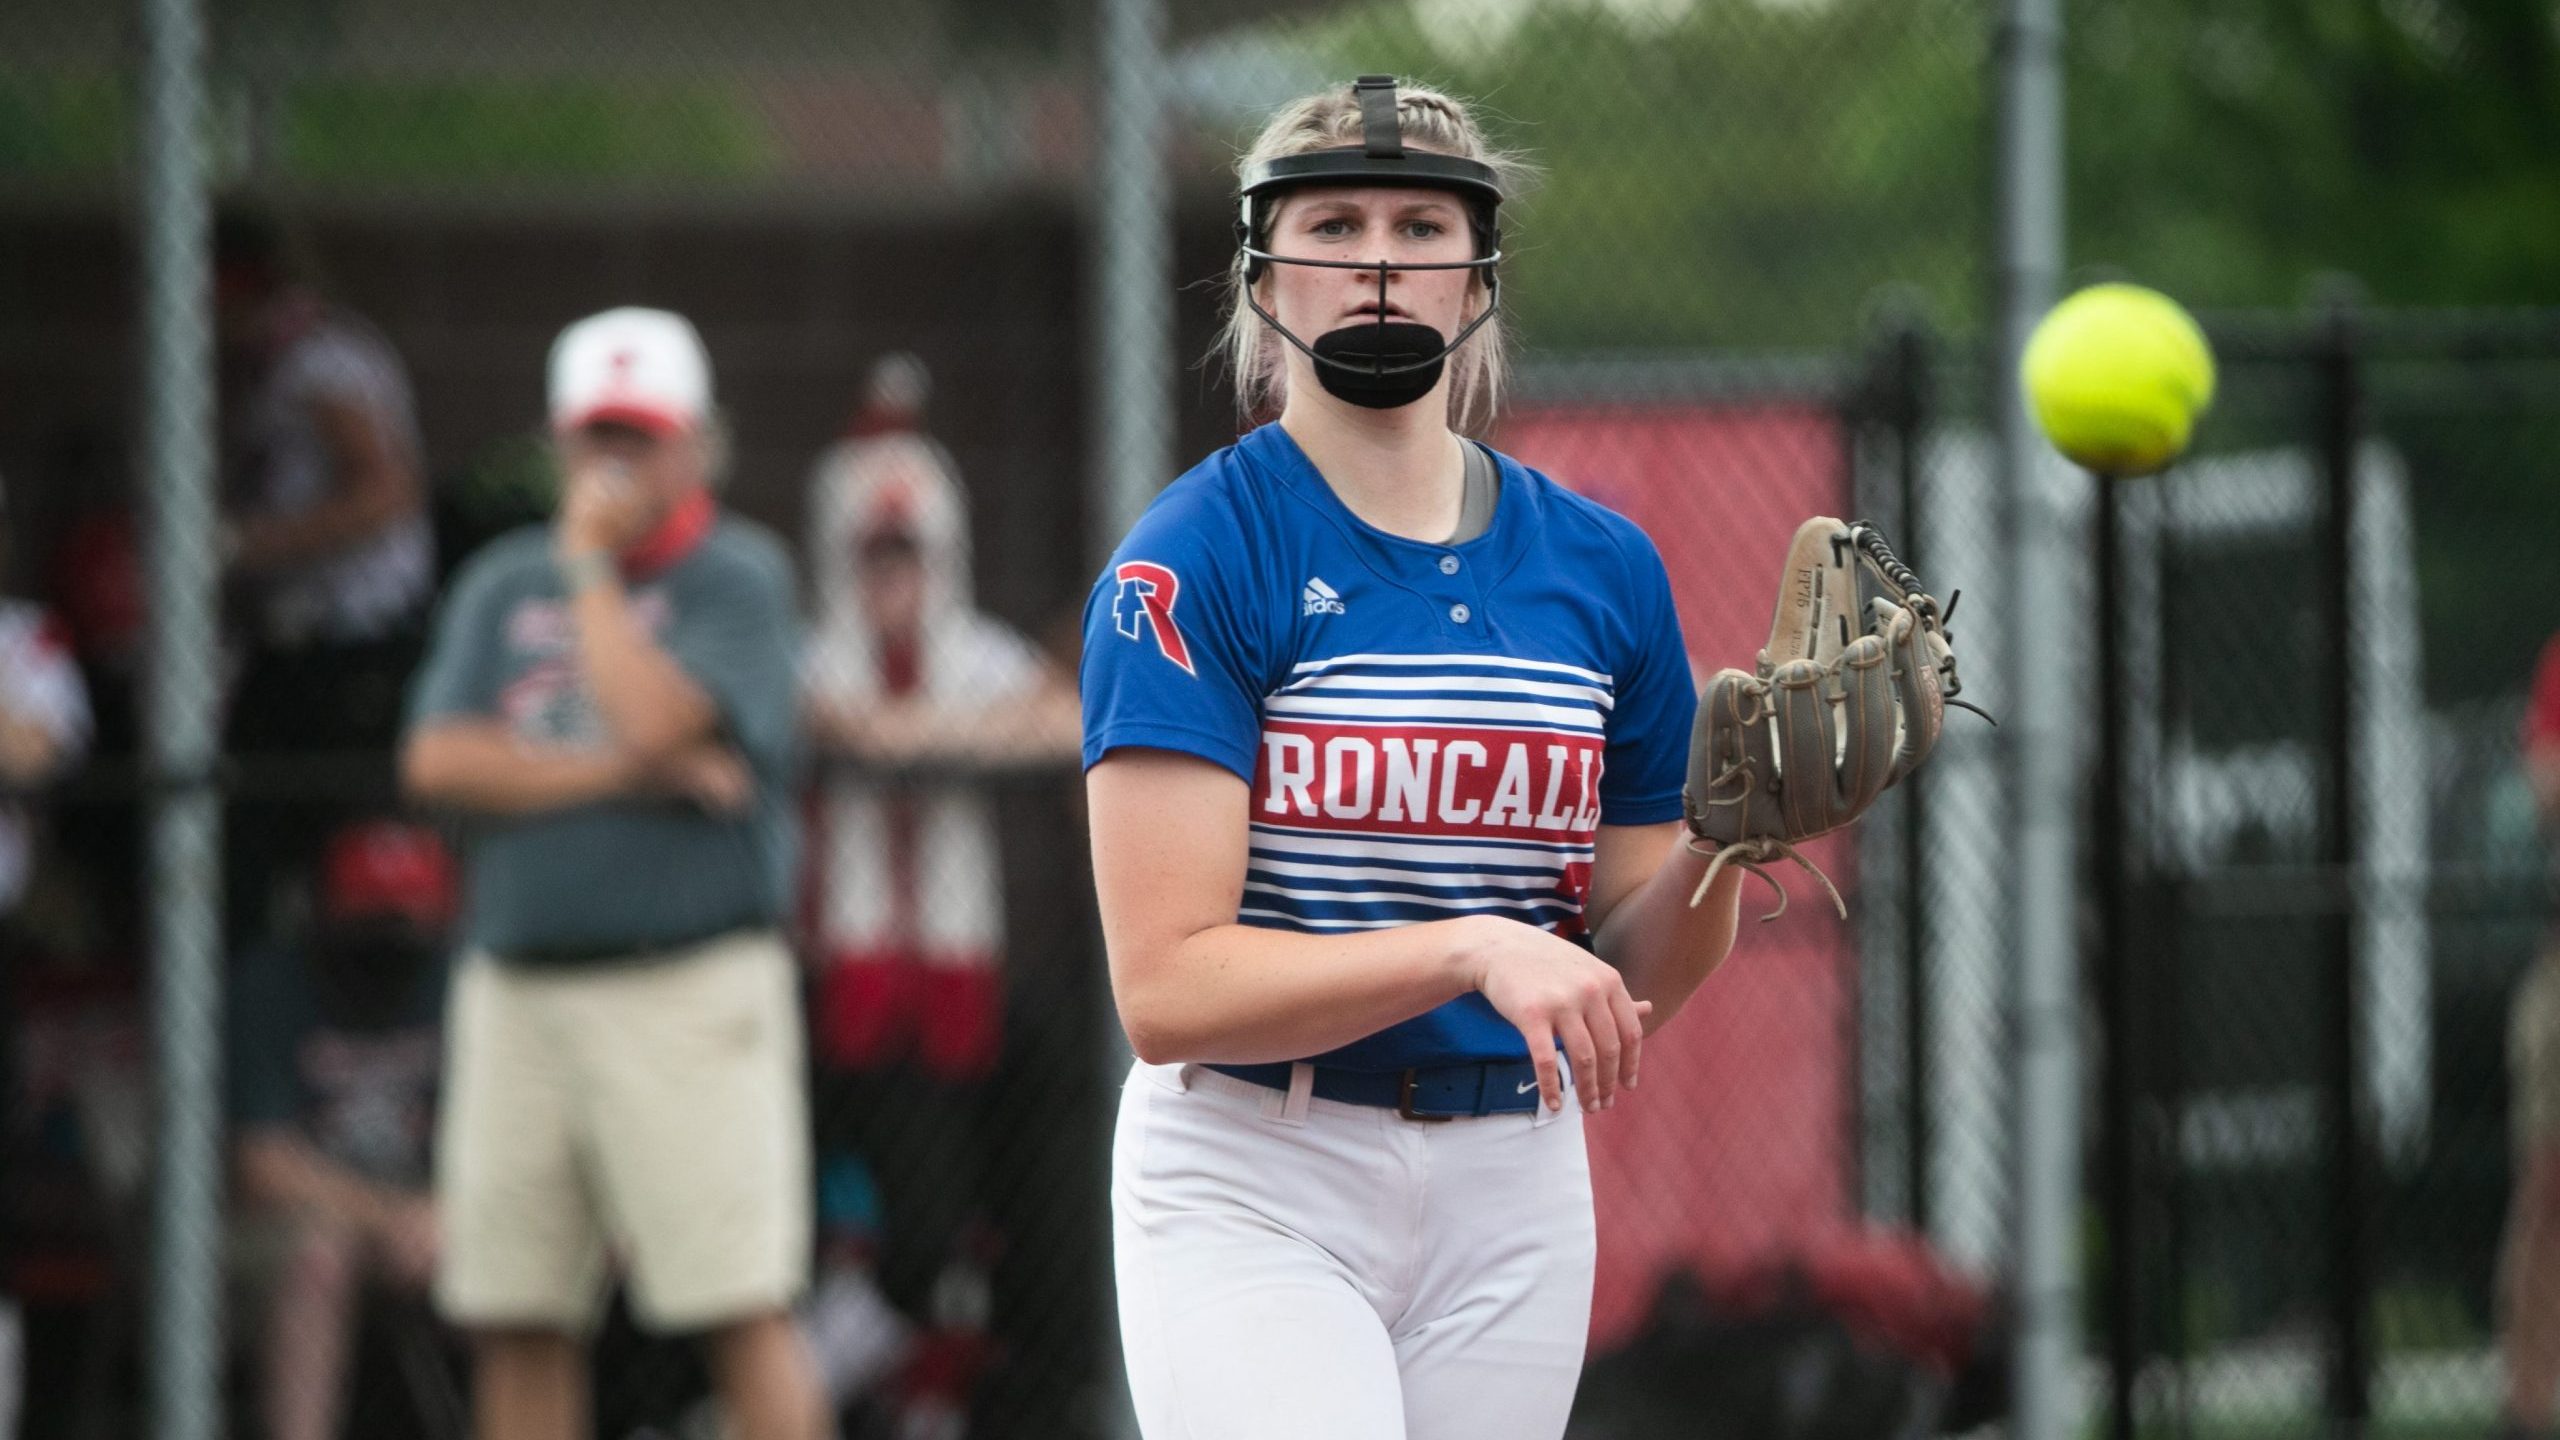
[{"x1": 1235, "y1": 75, "x2": 1507, "y2": 394}]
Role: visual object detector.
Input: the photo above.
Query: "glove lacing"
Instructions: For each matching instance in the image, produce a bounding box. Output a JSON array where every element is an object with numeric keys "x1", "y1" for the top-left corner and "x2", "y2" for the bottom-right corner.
[{"x1": 1682, "y1": 757, "x2": 1850, "y2": 922}]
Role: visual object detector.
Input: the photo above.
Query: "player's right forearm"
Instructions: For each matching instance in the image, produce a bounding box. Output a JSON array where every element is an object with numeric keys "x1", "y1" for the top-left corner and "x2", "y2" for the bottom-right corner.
[
  {"x1": 1111, "y1": 918, "x2": 1485, "y2": 1067},
  {"x1": 400, "y1": 721, "x2": 636, "y2": 816}
]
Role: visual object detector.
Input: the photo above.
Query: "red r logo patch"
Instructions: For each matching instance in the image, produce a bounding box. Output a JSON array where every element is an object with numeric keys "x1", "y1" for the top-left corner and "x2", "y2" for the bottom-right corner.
[{"x1": 1111, "y1": 561, "x2": 1194, "y2": 675}]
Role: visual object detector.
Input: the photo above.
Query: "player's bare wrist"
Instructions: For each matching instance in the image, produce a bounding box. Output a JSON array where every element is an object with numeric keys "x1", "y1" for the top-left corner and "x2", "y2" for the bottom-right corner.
[{"x1": 1446, "y1": 915, "x2": 1503, "y2": 995}]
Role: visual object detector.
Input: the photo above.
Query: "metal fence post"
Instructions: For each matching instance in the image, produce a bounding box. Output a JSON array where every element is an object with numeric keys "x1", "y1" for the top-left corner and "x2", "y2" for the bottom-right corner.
[
  {"x1": 2095, "y1": 466, "x2": 2137, "y2": 1440},
  {"x1": 2151, "y1": 465, "x2": 2195, "y2": 1439},
  {"x1": 1850, "y1": 311, "x2": 1934, "y2": 1234},
  {"x1": 1089, "y1": 0, "x2": 1173, "y2": 568},
  {"x1": 1088, "y1": 0, "x2": 1169, "y2": 1431},
  {"x1": 1997, "y1": 0, "x2": 2075, "y2": 1429},
  {"x1": 2319, "y1": 294, "x2": 2372, "y2": 1435},
  {"x1": 137, "y1": 0, "x2": 226, "y2": 1434},
  {"x1": 1889, "y1": 317, "x2": 1935, "y2": 1238}
]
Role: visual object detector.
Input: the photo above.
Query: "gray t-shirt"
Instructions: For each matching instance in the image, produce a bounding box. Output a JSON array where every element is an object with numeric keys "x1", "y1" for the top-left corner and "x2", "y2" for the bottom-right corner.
[{"x1": 405, "y1": 519, "x2": 799, "y2": 961}]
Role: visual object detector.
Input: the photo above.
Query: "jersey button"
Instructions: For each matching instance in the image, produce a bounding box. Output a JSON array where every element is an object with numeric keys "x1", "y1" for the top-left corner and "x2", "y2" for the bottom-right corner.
[
  {"x1": 1449, "y1": 602, "x2": 1472, "y2": 624},
  {"x1": 1438, "y1": 554, "x2": 1460, "y2": 575}
]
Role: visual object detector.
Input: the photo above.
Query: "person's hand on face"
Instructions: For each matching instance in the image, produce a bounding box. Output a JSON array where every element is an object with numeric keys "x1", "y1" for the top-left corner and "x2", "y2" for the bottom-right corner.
[{"x1": 555, "y1": 423, "x2": 675, "y2": 560}]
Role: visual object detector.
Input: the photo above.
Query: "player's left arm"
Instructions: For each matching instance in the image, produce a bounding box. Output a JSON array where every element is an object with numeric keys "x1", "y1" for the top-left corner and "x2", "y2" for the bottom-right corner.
[
  {"x1": 228, "y1": 394, "x2": 421, "y2": 573},
  {"x1": 1586, "y1": 821, "x2": 1744, "y2": 1035},
  {"x1": 1582, "y1": 516, "x2": 1745, "y2": 1033}
]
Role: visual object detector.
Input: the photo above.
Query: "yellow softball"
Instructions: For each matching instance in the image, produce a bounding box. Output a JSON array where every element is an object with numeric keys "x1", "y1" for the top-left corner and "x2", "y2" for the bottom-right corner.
[{"x1": 2020, "y1": 283, "x2": 2217, "y2": 477}]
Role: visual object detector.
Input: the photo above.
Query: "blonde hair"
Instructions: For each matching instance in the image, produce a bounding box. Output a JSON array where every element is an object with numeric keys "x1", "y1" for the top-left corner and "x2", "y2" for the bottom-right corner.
[{"x1": 1218, "y1": 79, "x2": 1533, "y2": 436}]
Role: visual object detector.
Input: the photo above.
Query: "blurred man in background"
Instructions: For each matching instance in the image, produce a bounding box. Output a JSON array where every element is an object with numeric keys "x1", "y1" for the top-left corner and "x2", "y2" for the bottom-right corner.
[
  {"x1": 799, "y1": 355, "x2": 1077, "y2": 1435},
  {"x1": 228, "y1": 820, "x2": 456, "y2": 1440},
  {"x1": 0, "y1": 470, "x2": 93, "y2": 1440},
  {"x1": 0, "y1": 476, "x2": 93, "y2": 935},
  {"x1": 401, "y1": 307, "x2": 822, "y2": 1440},
  {"x1": 215, "y1": 210, "x2": 433, "y2": 944},
  {"x1": 2501, "y1": 629, "x2": 2560, "y2": 1440}
]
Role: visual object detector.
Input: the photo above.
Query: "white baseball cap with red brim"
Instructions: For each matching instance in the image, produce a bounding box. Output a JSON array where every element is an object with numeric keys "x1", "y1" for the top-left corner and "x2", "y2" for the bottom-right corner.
[{"x1": 548, "y1": 307, "x2": 712, "y2": 437}]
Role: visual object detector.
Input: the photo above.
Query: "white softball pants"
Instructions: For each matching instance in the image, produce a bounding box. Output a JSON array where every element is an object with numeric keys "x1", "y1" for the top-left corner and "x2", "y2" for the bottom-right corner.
[{"x1": 1112, "y1": 1060, "x2": 1595, "y2": 1440}]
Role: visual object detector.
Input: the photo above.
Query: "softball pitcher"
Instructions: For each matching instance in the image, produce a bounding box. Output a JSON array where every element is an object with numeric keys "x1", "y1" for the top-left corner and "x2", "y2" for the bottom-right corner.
[{"x1": 1078, "y1": 76, "x2": 1751, "y2": 1440}]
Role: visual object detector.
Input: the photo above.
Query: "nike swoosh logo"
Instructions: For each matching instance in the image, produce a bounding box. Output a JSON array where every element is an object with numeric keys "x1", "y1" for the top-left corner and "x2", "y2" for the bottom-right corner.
[{"x1": 1516, "y1": 1080, "x2": 1540, "y2": 1094}]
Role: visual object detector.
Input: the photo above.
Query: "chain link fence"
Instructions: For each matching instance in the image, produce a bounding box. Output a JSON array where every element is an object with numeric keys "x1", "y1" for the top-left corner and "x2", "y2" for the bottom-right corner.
[
  {"x1": 2081, "y1": 309, "x2": 2560, "y2": 1439},
  {"x1": 4, "y1": 1, "x2": 2556, "y2": 1438}
]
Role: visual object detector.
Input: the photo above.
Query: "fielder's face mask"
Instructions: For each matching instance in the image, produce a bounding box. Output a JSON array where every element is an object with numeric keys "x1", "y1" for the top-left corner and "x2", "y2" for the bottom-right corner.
[{"x1": 1238, "y1": 75, "x2": 1506, "y2": 411}]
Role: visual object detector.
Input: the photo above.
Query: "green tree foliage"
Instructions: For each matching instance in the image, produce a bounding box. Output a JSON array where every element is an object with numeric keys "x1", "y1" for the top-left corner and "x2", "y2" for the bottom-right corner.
[
  {"x1": 1278, "y1": 0, "x2": 2558, "y2": 347},
  {"x1": 1275, "y1": 0, "x2": 2559, "y2": 701},
  {"x1": 1287, "y1": 0, "x2": 1991, "y2": 352},
  {"x1": 2069, "y1": 0, "x2": 2560, "y2": 309}
]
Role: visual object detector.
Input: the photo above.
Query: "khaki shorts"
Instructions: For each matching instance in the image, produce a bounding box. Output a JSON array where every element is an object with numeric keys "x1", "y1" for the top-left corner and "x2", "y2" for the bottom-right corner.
[
  {"x1": 434, "y1": 931, "x2": 810, "y2": 1335},
  {"x1": 2514, "y1": 945, "x2": 2560, "y2": 1160}
]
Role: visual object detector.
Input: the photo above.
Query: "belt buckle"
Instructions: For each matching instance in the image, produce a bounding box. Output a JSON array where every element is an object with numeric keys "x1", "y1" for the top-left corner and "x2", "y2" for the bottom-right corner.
[{"x1": 1396, "y1": 1069, "x2": 1456, "y2": 1123}]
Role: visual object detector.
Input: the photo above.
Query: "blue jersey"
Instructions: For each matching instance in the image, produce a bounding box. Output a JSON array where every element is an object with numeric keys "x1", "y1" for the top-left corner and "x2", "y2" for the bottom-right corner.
[{"x1": 1080, "y1": 422, "x2": 1696, "y2": 1071}]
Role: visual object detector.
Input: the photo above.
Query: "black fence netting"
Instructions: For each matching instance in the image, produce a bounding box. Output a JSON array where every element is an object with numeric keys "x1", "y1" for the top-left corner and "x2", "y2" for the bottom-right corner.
[{"x1": 2075, "y1": 310, "x2": 2560, "y2": 1439}]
